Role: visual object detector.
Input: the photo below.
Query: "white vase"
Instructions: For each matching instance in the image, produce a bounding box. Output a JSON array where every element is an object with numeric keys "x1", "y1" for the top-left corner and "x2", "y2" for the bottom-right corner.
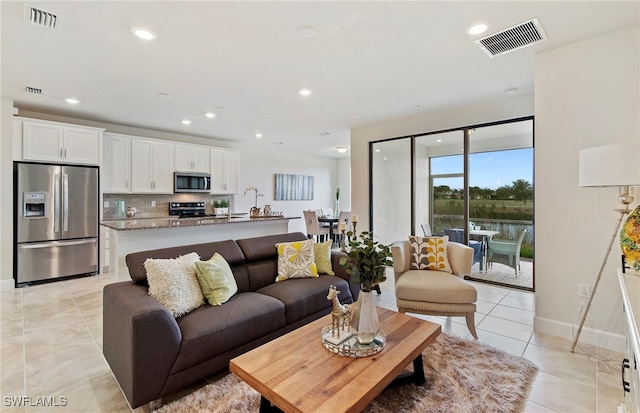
[{"x1": 350, "y1": 289, "x2": 379, "y2": 344}]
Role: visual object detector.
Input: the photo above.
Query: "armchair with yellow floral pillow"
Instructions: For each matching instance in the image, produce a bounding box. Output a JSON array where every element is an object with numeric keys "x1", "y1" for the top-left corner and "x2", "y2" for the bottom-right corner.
[{"x1": 391, "y1": 236, "x2": 478, "y2": 339}]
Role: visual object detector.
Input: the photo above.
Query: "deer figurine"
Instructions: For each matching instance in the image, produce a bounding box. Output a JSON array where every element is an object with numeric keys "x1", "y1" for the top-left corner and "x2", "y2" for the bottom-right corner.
[{"x1": 327, "y1": 285, "x2": 352, "y2": 339}]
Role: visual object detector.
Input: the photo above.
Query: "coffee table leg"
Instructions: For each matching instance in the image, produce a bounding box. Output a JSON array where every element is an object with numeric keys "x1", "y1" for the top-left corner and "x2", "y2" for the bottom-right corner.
[
  {"x1": 260, "y1": 396, "x2": 283, "y2": 413},
  {"x1": 412, "y1": 353, "x2": 425, "y2": 385},
  {"x1": 387, "y1": 353, "x2": 425, "y2": 388}
]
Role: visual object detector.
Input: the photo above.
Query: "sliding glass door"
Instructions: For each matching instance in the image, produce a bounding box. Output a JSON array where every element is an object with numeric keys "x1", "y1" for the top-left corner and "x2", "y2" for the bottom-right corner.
[{"x1": 370, "y1": 117, "x2": 534, "y2": 291}]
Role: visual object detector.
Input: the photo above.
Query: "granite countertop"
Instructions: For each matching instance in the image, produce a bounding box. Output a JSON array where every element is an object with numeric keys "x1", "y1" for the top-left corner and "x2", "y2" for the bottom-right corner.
[{"x1": 101, "y1": 215, "x2": 298, "y2": 231}]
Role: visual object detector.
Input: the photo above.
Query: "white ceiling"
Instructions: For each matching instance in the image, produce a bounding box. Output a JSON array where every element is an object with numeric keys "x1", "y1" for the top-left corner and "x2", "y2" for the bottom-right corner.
[{"x1": 2, "y1": 1, "x2": 638, "y2": 157}]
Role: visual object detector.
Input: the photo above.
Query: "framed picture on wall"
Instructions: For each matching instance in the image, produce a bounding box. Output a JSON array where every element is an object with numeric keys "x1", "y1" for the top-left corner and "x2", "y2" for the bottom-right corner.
[{"x1": 275, "y1": 174, "x2": 314, "y2": 200}]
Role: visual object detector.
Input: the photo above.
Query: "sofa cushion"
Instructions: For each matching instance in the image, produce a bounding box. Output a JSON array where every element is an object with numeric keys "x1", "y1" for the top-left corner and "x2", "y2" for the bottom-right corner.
[
  {"x1": 314, "y1": 240, "x2": 335, "y2": 275},
  {"x1": 236, "y1": 232, "x2": 308, "y2": 263},
  {"x1": 257, "y1": 275, "x2": 352, "y2": 324},
  {"x1": 145, "y1": 253, "x2": 205, "y2": 318},
  {"x1": 409, "y1": 235, "x2": 452, "y2": 273},
  {"x1": 127, "y1": 240, "x2": 246, "y2": 284},
  {"x1": 172, "y1": 292, "x2": 286, "y2": 373},
  {"x1": 195, "y1": 253, "x2": 238, "y2": 306},
  {"x1": 275, "y1": 239, "x2": 318, "y2": 282},
  {"x1": 396, "y1": 270, "x2": 477, "y2": 304}
]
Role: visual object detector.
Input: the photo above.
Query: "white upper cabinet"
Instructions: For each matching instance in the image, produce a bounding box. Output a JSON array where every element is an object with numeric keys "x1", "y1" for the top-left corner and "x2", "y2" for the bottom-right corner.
[
  {"x1": 211, "y1": 149, "x2": 239, "y2": 194},
  {"x1": 103, "y1": 133, "x2": 132, "y2": 193},
  {"x1": 175, "y1": 144, "x2": 210, "y2": 173},
  {"x1": 131, "y1": 138, "x2": 174, "y2": 194},
  {"x1": 22, "y1": 120, "x2": 102, "y2": 165}
]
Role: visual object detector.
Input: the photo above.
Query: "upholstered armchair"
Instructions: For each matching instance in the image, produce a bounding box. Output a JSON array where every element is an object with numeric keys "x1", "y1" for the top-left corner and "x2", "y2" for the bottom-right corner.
[{"x1": 391, "y1": 238, "x2": 478, "y2": 339}]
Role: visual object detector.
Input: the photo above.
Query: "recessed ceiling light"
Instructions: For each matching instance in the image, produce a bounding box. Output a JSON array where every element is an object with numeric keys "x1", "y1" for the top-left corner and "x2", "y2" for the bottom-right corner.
[
  {"x1": 181, "y1": 120, "x2": 191, "y2": 125},
  {"x1": 205, "y1": 113, "x2": 215, "y2": 118},
  {"x1": 298, "y1": 25, "x2": 316, "y2": 37},
  {"x1": 336, "y1": 146, "x2": 348, "y2": 153},
  {"x1": 375, "y1": 149, "x2": 381, "y2": 153},
  {"x1": 274, "y1": 141, "x2": 284, "y2": 146},
  {"x1": 466, "y1": 21, "x2": 490, "y2": 35},
  {"x1": 255, "y1": 133, "x2": 263, "y2": 138},
  {"x1": 65, "y1": 98, "x2": 79, "y2": 104},
  {"x1": 157, "y1": 92, "x2": 171, "y2": 98},
  {"x1": 260, "y1": 117, "x2": 270, "y2": 122},
  {"x1": 216, "y1": 106, "x2": 228, "y2": 111},
  {"x1": 131, "y1": 26, "x2": 157, "y2": 40},
  {"x1": 436, "y1": 139, "x2": 443, "y2": 143},
  {"x1": 299, "y1": 88, "x2": 312, "y2": 97},
  {"x1": 505, "y1": 87, "x2": 519, "y2": 95},
  {"x1": 318, "y1": 132, "x2": 331, "y2": 137}
]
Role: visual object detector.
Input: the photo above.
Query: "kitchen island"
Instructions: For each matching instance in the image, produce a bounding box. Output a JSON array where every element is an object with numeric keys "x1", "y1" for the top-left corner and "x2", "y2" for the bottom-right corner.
[{"x1": 102, "y1": 215, "x2": 300, "y2": 280}]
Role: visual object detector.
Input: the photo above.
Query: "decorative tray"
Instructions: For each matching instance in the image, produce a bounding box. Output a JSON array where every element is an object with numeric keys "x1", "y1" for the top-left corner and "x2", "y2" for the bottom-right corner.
[{"x1": 320, "y1": 325, "x2": 385, "y2": 358}]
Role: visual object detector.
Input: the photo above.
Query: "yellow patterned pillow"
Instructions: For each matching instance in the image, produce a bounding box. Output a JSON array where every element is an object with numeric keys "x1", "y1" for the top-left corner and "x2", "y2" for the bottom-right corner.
[
  {"x1": 409, "y1": 235, "x2": 452, "y2": 273},
  {"x1": 275, "y1": 239, "x2": 318, "y2": 282}
]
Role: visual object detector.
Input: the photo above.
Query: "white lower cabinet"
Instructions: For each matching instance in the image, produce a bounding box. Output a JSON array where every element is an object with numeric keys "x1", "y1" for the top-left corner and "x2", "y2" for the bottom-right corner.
[{"x1": 618, "y1": 269, "x2": 640, "y2": 413}]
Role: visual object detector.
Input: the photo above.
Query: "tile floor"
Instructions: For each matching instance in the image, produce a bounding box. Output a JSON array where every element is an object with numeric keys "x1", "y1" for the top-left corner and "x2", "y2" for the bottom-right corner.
[
  {"x1": 469, "y1": 259, "x2": 534, "y2": 290},
  {"x1": 0, "y1": 271, "x2": 626, "y2": 413}
]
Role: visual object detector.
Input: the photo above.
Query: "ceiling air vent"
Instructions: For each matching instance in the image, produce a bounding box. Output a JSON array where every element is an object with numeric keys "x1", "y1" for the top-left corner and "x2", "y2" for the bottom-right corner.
[
  {"x1": 475, "y1": 18, "x2": 546, "y2": 58},
  {"x1": 25, "y1": 86, "x2": 42, "y2": 95},
  {"x1": 26, "y1": 6, "x2": 58, "y2": 29}
]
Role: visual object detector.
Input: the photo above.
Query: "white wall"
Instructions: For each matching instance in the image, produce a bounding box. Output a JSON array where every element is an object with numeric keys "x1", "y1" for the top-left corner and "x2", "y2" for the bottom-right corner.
[
  {"x1": 237, "y1": 146, "x2": 338, "y2": 235},
  {"x1": 350, "y1": 94, "x2": 535, "y2": 232},
  {"x1": 534, "y1": 25, "x2": 640, "y2": 350},
  {"x1": 0, "y1": 98, "x2": 15, "y2": 290},
  {"x1": 1, "y1": 109, "x2": 341, "y2": 286}
]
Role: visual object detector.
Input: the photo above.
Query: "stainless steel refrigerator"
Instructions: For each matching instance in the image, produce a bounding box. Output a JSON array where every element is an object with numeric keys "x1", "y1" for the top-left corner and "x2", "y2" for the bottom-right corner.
[{"x1": 14, "y1": 162, "x2": 99, "y2": 286}]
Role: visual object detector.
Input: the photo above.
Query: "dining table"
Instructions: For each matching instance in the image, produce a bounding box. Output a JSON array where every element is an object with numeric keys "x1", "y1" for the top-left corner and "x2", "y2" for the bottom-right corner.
[{"x1": 469, "y1": 229, "x2": 500, "y2": 272}]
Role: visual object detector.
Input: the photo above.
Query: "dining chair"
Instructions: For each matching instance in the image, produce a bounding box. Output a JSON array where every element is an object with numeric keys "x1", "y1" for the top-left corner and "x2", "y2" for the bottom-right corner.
[
  {"x1": 333, "y1": 210, "x2": 351, "y2": 244},
  {"x1": 487, "y1": 229, "x2": 527, "y2": 275},
  {"x1": 444, "y1": 229, "x2": 483, "y2": 269},
  {"x1": 303, "y1": 210, "x2": 330, "y2": 242},
  {"x1": 420, "y1": 223, "x2": 432, "y2": 237}
]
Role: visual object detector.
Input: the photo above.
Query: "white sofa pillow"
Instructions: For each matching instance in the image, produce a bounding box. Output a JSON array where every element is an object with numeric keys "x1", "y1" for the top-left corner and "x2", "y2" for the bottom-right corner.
[{"x1": 145, "y1": 252, "x2": 204, "y2": 317}]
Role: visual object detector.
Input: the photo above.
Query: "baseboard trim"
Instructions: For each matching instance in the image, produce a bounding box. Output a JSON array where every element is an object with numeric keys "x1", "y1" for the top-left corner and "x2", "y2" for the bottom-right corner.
[
  {"x1": 534, "y1": 316, "x2": 625, "y2": 353},
  {"x1": 0, "y1": 279, "x2": 15, "y2": 291}
]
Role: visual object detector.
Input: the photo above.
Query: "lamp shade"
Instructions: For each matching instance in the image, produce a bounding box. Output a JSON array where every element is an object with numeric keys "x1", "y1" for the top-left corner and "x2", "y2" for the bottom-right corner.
[{"x1": 579, "y1": 143, "x2": 640, "y2": 187}]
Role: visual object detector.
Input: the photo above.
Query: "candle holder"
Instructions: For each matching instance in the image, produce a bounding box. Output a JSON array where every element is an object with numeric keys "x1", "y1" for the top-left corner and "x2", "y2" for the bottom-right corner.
[{"x1": 352, "y1": 221, "x2": 358, "y2": 235}]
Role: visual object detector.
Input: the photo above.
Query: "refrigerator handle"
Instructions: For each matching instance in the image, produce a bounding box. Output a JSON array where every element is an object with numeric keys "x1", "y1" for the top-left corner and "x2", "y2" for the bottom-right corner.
[
  {"x1": 54, "y1": 173, "x2": 60, "y2": 233},
  {"x1": 63, "y1": 173, "x2": 69, "y2": 232}
]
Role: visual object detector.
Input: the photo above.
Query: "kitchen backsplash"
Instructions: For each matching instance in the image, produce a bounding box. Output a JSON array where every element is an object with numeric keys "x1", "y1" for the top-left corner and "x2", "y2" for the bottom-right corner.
[{"x1": 102, "y1": 194, "x2": 235, "y2": 220}]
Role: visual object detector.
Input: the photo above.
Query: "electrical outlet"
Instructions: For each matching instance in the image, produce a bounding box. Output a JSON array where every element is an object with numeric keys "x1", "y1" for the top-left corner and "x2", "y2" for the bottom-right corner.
[
  {"x1": 103, "y1": 200, "x2": 109, "y2": 208},
  {"x1": 579, "y1": 283, "x2": 590, "y2": 298},
  {"x1": 151, "y1": 200, "x2": 156, "y2": 207}
]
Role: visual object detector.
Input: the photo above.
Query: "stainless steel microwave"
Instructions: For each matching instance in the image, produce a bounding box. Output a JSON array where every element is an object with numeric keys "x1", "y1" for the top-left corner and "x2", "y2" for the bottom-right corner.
[{"x1": 174, "y1": 172, "x2": 211, "y2": 193}]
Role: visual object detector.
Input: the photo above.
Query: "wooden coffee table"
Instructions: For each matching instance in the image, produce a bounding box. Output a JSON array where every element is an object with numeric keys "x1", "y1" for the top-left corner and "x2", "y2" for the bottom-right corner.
[{"x1": 230, "y1": 308, "x2": 441, "y2": 413}]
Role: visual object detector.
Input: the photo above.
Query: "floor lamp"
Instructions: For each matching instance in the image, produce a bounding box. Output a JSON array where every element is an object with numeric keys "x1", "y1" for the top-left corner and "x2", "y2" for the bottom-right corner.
[{"x1": 570, "y1": 142, "x2": 640, "y2": 353}]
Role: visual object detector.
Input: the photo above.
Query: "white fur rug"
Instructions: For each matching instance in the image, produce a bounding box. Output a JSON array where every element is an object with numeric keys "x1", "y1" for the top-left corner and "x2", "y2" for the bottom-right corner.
[{"x1": 155, "y1": 333, "x2": 538, "y2": 413}]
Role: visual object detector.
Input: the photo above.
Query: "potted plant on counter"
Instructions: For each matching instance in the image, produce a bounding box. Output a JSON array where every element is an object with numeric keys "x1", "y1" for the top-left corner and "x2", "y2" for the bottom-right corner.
[
  {"x1": 339, "y1": 231, "x2": 393, "y2": 344},
  {"x1": 212, "y1": 199, "x2": 229, "y2": 215}
]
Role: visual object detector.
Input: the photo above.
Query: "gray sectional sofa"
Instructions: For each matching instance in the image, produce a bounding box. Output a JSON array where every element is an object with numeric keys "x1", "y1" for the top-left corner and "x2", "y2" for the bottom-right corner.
[{"x1": 103, "y1": 232, "x2": 357, "y2": 408}]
